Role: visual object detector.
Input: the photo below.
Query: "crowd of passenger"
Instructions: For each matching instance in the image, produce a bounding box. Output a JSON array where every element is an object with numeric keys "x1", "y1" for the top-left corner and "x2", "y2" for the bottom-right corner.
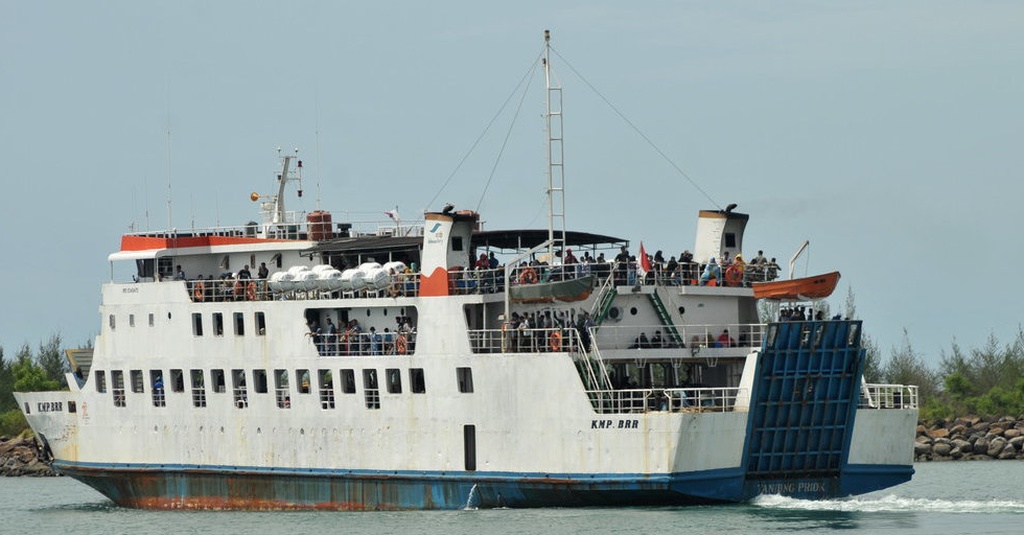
[
  {"x1": 178, "y1": 262, "x2": 272, "y2": 302},
  {"x1": 501, "y1": 310, "x2": 594, "y2": 353},
  {"x1": 498, "y1": 245, "x2": 780, "y2": 289},
  {"x1": 308, "y1": 316, "x2": 416, "y2": 356}
]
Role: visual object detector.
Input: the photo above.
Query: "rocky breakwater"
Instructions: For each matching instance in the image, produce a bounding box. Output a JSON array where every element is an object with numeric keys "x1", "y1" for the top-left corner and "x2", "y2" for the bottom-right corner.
[
  {"x1": 0, "y1": 435, "x2": 57, "y2": 476},
  {"x1": 915, "y1": 415, "x2": 1024, "y2": 461}
]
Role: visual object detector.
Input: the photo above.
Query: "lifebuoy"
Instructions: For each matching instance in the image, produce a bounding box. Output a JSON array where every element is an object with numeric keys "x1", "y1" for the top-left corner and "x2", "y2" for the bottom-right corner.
[
  {"x1": 521, "y1": 267, "x2": 538, "y2": 284},
  {"x1": 233, "y1": 281, "x2": 244, "y2": 297},
  {"x1": 193, "y1": 281, "x2": 205, "y2": 302},
  {"x1": 725, "y1": 266, "x2": 742, "y2": 287},
  {"x1": 549, "y1": 330, "x2": 562, "y2": 351},
  {"x1": 396, "y1": 335, "x2": 408, "y2": 355},
  {"x1": 247, "y1": 282, "x2": 257, "y2": 301}
]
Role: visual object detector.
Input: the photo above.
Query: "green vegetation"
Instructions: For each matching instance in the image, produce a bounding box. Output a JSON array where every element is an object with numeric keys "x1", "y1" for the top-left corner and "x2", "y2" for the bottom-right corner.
[{"x1": 0, "y1": 334, "x2": 69, "y2": 437}]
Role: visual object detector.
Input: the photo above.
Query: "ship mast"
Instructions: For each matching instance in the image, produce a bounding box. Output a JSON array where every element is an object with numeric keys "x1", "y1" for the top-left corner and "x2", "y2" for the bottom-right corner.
[{"x1": 544, "y1": 30, "x2": 566, "y2": 261}]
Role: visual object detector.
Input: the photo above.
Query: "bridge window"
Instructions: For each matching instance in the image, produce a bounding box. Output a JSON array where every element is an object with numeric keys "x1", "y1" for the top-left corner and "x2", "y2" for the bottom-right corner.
[
  {"x1": 151, "y1": 370, "x2": 166, "y2": 407},
  {"x1": 457, "y1": 367, "x2": 474, "y2": 393},
  {"x1": 275, "y1": 369, "x2": 290, "y2": 408},
  {"x1": 169, "y1": 369, "x2": 185, "y2": 393},
  {"x1": 213, "y1": 313, "x2": 224, "y2": 336},
  {"x1": 149, "y1": 313, "x2": 155, "y2": 327},
  {"x1": 340, "y1": 369, "x2": 356, "y2": 394},
  {"x1": 232, "y1": 369, "x2": 248, "y2": 408},
  {"x1": 190, "y1": 369, "x2": 207, "y2": 407},
  {"x1": 211, "y1": 369, "x2": 226, "y2": 394},
  {"x1": 129, "y1": 314, "x2": 135, "y2": 327},
  {"x1": 234, "y1": 312, "x2": 245, "y2": 336},
  {"x1": 192, "y1": 313, "x2": 204, "y2": 336},
  {"x1": 319, "y1": 369, "x2": 335, "y2": 409},
  {"x1": 386, "y1": 368, "x2": 402, "y2": 394},
  {"x1": 109, "y1": 314, "x2": 116, "y2": 331},
  {"x1": 297, "y1": 369, "x2": 311, "y2": 394},
  {"x1": 130, "y1": 370, "x2": 144, "y2": 393},
  {"x1": 253, "y1": 369, "x2": 268, "y2": 394},
  {"x1": 410, "y1": 368, "x2": 426, "y2": 394},
  {"x1": 255, "y1": 312, "x2": 266, "y2": 335},
  {"x1": 111, "y1": 370, "x2": 126, "y2": 407},
  {"x1": 94, "y1": 370, "x2": 107, "y2": 393},
  {"x1": 363, "y1": 369, "x2": 381, "y2": 409}
]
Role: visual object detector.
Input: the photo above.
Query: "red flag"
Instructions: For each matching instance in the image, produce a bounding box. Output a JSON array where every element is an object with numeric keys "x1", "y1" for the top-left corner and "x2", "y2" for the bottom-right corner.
[{"x1": 639, "y1": 241, "x2": 652, "y2": 275}]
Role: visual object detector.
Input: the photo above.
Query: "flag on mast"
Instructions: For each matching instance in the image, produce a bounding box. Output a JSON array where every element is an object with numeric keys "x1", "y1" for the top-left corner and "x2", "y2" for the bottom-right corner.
[{"x1": 638, "y1": 241, "x2": 652, "y2": 279}]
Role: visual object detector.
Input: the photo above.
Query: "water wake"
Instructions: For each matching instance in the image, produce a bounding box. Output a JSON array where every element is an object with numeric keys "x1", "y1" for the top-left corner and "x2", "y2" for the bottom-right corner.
[{"x1": 753, "y1": 493, "x2": 1024, "y2": 514}]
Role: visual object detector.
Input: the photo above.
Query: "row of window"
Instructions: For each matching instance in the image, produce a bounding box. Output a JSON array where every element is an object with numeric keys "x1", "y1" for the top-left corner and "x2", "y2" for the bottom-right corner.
[
  {"x1": 92, "y1": 366, "x2": 475, "y2": 410},
  {"x1": 192, "y1": 311, "x2": 267, "y2": 337},
  {"x1": 107, "y1": 311, "x2": 268, "y2": 337}
]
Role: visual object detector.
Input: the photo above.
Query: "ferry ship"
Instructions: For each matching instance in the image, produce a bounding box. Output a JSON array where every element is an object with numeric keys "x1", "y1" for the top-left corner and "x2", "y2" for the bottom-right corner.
[{"x1": 15, "y1": 33, "x2": 917, "y2": 510}]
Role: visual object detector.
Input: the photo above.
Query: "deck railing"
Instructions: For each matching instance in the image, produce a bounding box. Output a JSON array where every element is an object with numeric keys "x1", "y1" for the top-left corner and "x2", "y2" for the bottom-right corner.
[
  {"x1": 164, "y1": 259, "x2": 782, "y2": 303},
  {"x1": 860, "y1": 383, "x2": 919, "y2": 410},
  {"x1": 468, "y1": 327, "x2": 581, "y2": 354},
  {"x1": 593, "y1": 323, "x2": 767, "y2": 351},
  {"x1": 586, "y1": 387, "x2": 747, "y2": 414},
  {"x1": 312, "y1": 331, "x2": 417, "y2": 357}
]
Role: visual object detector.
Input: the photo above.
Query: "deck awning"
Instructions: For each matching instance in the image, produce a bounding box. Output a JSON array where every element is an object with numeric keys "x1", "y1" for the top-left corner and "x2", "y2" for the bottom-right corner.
[
  {"x1": 107, "y1": 249, "x2": 166, "y2": 262},
  {"x1": 471, "y1": 229, "x2": 627, "y2": 251}
]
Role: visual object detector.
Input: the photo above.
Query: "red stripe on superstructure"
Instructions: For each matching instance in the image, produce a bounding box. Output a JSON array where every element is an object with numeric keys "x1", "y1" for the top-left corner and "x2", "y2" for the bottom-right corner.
[
  {"x1": 120, "y1": 234, "x2": 294, "y2": 251},
  {"x1": 419, "y1": 267, "x2": 449, "y2": 297}
]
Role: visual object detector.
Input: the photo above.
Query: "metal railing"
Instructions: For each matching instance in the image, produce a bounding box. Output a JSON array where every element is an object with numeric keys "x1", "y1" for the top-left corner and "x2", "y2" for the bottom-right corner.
[
  {"x1": 860, "y1": 383, "x2": 919, "y2": 409},
  {"x1": 586, "y1": 387, "x2": 747, "y2": 414},
  {"x1": 165, "y1": 258, "x2": 780, "y2": 303},
  {"x1": 312, "y1": 331, "x2": 416, "y2": 357},
  {"x1": 593, "y1": 323, "x2": 767, "y2": 351},
  {"x1": 468, "y1": 327, "x2": 580, "y2": 354},
  {"x1": 124, "y1": 217, "x2": 426, "y2": 241}
]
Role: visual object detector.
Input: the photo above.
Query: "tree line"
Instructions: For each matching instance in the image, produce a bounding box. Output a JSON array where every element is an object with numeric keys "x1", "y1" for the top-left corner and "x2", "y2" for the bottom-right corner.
[{"x1": 0, "y1": 334, "x2": 69, "y2": 437}]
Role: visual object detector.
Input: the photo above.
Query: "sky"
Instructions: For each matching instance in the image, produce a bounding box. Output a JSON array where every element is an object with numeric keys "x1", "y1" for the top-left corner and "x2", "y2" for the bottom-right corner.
[{"x1": 1, "y1": 1, "x2": 1021, "y2": 367}]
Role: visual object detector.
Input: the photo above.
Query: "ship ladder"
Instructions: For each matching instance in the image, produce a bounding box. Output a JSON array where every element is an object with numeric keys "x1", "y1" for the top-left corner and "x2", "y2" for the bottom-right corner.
[{"x1": 648, "y1": 289, "x2": 684, "y2": 346}]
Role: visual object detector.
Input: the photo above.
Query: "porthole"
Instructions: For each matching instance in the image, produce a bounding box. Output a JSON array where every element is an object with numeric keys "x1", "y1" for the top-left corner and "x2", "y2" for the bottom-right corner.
[
  {"x1": 630, "y1": 307, "x2": 638, "y2": 315},
  {"x1": 678, "y1": 306, "x2": 685, "y2": 315},
  {"x1": 366, "y1": 310, "x2": 371, "y2": 317}
]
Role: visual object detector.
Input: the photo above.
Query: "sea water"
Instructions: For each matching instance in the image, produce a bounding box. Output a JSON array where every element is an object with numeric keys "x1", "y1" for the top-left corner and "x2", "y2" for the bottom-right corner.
[{"x1": 3, "y1": 461, "x2": 1022, "y2": 535}]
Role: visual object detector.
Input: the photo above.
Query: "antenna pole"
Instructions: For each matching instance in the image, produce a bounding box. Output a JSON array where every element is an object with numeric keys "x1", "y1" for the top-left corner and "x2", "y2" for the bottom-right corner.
[{"x1": 544, "y1": 29, "x2": 566, "y2": 262}]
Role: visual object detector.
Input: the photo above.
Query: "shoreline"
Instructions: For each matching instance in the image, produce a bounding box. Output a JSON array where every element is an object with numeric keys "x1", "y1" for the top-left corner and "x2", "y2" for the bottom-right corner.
[
  {"x1": 0, "y1": 436, "x2": 57, "y2": 477},
  {"x1": 915, "y1": 415, "x2": 1024, "y2": 461}
]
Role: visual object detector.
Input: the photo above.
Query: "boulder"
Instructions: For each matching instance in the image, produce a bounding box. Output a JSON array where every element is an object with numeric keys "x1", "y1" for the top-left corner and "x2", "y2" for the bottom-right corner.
[
  {"x1": 1009, "y1": 436, "x2": 1024, "y2": 450},
  {"x1": 928, "y1": 428, "x2": 950, "y2": 439},
  {"x1": 932, "y1": 442, "x2": 952, "y2": 456},
  {"x1": 998, "y1": 444, "x2": 1017, "y2": 460},
  {"x1": 952, "y1": 439, "x2": 973, "y2": 454},
  {"x1": 1004, "y1": 428, "x2": 1021, "y2": 440},
  {"x1": 914, "y1": 442, "x2": 932, "y2": 456},
  {"x1": 987, "y1": 437, "x2": 1007, "y2": 458},
  {"x1": 989, "y1": 427, "x2": 1006, "y2": 437}
]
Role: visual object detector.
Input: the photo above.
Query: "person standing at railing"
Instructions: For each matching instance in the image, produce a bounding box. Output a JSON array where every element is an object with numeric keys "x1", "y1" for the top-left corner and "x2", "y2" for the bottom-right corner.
[
  {"x1": 175, "y1": 265, "x2": 186, "y2": 280},
  {"x1": 324, "y1": 318, "x2": 337, "y2": 356},
  {"x1": 699, "y1": 257, "x2": 720, "y2": 286},
  {"x1": 665, "y1": 256, "x2": 679, "y2": 286},
  {"x1": 369, "y1": 326, "x2": 382, "y2": 355},
  {"x1": 257, "y1": 262, "x2": 269, "y2": 279},
  {"x1": 679, "y1": 250, "x2": 696, "y2": 285}
]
